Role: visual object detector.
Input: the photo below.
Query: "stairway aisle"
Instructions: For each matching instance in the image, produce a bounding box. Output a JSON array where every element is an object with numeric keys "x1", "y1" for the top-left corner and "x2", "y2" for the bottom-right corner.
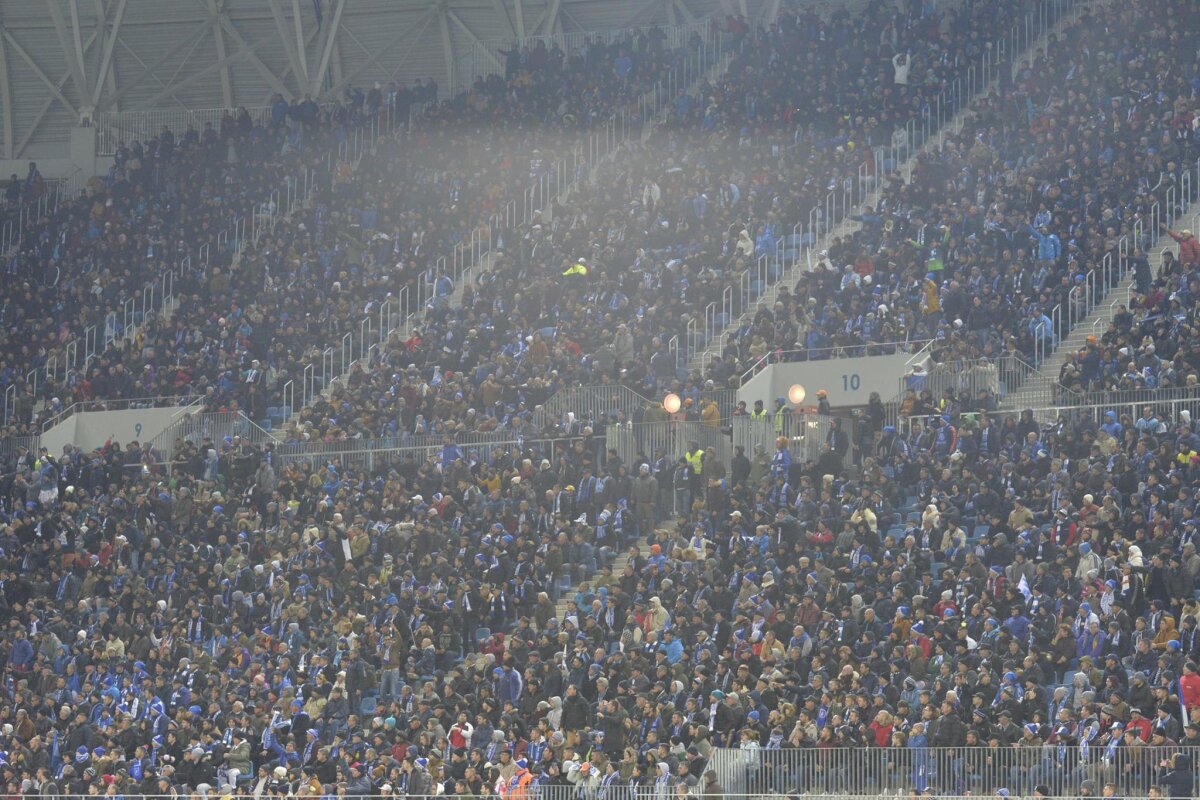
[
  {"x1": 553, "y1": 525, "x2": 675, "y2": 622},
  {"x1": 684, "y1": 0, "x2": 1086, "y2": 375},
  {"x1": 1002, "y1": 207, "x2": 1200, "y2": 411}
]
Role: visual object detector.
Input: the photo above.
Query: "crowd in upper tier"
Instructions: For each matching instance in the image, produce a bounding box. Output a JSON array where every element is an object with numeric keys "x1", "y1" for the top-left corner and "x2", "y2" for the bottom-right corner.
[
  {"x1": 0, "y1": 24, "x2": 727, "y2": 437},
  {"x1": 2, "y1": 1, "x2": 1200, "y2": 799}
]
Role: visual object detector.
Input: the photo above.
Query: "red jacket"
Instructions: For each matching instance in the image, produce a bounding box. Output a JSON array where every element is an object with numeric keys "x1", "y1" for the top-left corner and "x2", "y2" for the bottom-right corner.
[
  {"x1": 1180, "y1": 671, "x2": 1200, "y2": 709},
  {"x1": 1126, "y1": 715, "x2": 1152, "y2": 741},
  {"x1": 1169, "y1": 230, "x2": 1200, "y2": 265}
]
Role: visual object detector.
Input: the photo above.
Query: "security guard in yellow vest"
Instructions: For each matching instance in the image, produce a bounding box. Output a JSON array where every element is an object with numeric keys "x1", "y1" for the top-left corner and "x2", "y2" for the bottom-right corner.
[
  {"x1": 773, "y1": 396, "x2": 789, "y2": 435},
  {"x1": 684, "y1": 441, "x2": 704, "y2": 477},
  {"x1": 749, "y1": 400, "x2": 767, "y2": 421},
  {"x1": 562, "y1": 257, "x2": 588, "y2": 278},
  {"x1": 683, "y1": 440, "x2": 704, "y2": 499}
]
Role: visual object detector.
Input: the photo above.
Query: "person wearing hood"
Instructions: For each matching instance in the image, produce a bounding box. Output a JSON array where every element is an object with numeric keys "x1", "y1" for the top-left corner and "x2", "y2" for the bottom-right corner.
[
  {"x1": 611, "y1": 323, "x2": 634, "y2": 365},
  {"x1": 1156, "y1": 751, "x2": 1193, "y2": 799},
  {"x1": 644, "y1": 596, "x2": 669, "y2": 634},
  {"x1": 735, "y1": 229, "x2": 754, "y2": 260},
  {"x1": 544, "y1": 695, "x2": 563, "y2": 731},
  {"x1": 1077, "y1": 541, "x2": 1102, "y2": 578},
  {"x1": 651, "y1": 760, "x2": 674, "y2": 800},
  {"x1": 749, "y1": 443, "x2": 770, "y2": 485},
  {"x1": 1153, "y1": 615, "x2": 1179, "y2": 652},
  {"x1": 1101, "y1": 410, "x2": 1123, "y2": 438}
]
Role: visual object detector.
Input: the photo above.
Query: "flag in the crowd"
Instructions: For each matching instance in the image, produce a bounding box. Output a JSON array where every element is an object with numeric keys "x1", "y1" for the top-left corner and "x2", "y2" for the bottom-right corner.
[{"x1": 1018, "y1": 574, "x2": 1031, "y2": 600}]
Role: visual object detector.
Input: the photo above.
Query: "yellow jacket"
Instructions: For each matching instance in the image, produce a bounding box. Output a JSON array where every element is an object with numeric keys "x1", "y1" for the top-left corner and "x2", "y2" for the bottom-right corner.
[{"x1": 921, "y1": 279, "x2": 940, "y2": 314}]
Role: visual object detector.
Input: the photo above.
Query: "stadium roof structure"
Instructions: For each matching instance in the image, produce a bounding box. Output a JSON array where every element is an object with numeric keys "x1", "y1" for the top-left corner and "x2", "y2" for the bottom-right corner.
[{"x1": 0, "y1": 0, "x2": 773, "y2": 162}]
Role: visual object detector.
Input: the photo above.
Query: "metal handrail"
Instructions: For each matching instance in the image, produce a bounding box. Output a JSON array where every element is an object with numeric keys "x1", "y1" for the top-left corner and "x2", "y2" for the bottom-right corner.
[
  {"x1": 689, "y1": 0, "x2": 1079, "y2": 373},
  {"x1": 739, "y1": 340, "x2": 935, "y2": 384},
  {"x1": 39, "y1": 395, "x2": 200, "y2": 433},
  {"x1": 279, "y1": 27, "x2": 735, "y2": 423}
]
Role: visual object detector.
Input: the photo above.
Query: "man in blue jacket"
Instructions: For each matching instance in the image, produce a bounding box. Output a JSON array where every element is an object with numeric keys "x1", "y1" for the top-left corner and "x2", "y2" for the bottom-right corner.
[{"x1": 1028, "y1": 223, "x2": 1062, "y2": 263}]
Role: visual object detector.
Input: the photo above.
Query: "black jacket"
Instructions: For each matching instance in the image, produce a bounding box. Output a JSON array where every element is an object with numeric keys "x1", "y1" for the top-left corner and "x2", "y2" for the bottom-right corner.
[
  {"x1": 929, "y1": 712, "x2": 966, "y2": 747},
  {"x1": 561, "y1": 693, "x2": 590, "y2": 731}
]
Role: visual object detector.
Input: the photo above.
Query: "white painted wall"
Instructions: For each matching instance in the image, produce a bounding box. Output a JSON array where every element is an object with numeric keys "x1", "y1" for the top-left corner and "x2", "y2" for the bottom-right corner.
[
  {"x1": 737, "y1": 353, "x2": 914, "y2": 409},
  {"x1": 40, "y1": 404, "x2": 191, "y2": 456}
]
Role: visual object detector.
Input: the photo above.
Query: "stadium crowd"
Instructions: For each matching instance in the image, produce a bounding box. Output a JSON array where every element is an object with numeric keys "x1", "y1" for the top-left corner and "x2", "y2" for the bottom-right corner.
[
  {"x1": 711, "y1": 7, "x2": 1199, "y2": 402},
  {"x1": 4, "y1": 1, "x2": 1200, "y2": 800},
  {"x1": 231, "y1": 0, "x2": 1071, "y2": 444},
  {"x1": 0, "y1": 90, "x2": 406, "y2": 431},
  {"x1": 1055, "y1": 225, "x2": 1200, "y2": 400},
  {"x1": 0, "y1": 25, "x2": 733, "y2": 440},
  {"x1": 5, "y1": 0, "x2": 1083, "y2": 445}
]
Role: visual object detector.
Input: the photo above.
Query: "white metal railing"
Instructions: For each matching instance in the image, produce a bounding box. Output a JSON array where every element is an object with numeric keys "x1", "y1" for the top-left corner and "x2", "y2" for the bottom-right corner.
[
  {"x1": 1040, "y1": 157, "x2": 1200, "y2": 381},
  {"x1": 0, "y1": 795, "x2": 1156, "y2": 800},
  {"x1": 38, "y1": 395, "x2": 199, "y2": 433},
  {"x1": 689, "y1": 0, "x2": 1081, "y2": 374},
  {"x1": 148, "y1": 410, "x2": 275, "y2": 465},
  {"x1": 2, "y1": 96, "x2": 423, "y2": 433},
  {"x1": 1091, "y1": 182, "x2": 1200, "y2": 338},
  {"x1": 277, "y1": 31, "x2": 734, "y2": 425},
  {"x1": 899, "y1": 393, "x2": 1200, "y2": 438},
  {"x1": 2, "y1": 255, "x2": 191, "y2": 427},
  {"x1": 709, "y1": 745, "x2": 1200, "y2": 798},
  {"x1": 0, "y1": 172, "x2": 88, "y2": 254},
  {"x1": 528, "y1": 384, "x2": 656, "y2": 430},
  {"x1": 271, "y1": 432, "x2": 596, "y2": 474},
  {"x1": 457, "y1": 18, "x2": 722, "y2": 98},
  {"x1": 94, "y1": 105, "x2": 274, "y2": 156},
  {"x1": 900, "y1": 355, "x2": 1036, "y2": 405},
  {"x1": 738, "y1": 340, "x2": 933, "y2": 384}
]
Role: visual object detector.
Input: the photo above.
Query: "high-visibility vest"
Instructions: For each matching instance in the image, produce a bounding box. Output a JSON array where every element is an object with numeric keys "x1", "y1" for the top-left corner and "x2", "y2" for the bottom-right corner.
[
  {"x1": 750, "y1": 409, "x2": 767, "y2": 420},
  {"x1": 506, "y1": 770, "x2": 534, "y2": 800},
  {"x1": 684, "y1": 449, "x2": 703, "y2": 475},
  {"x1": 562, "y1": 262, "x2": 588, "y2": 277},
  {"x1": 774, "y1": 406, "x2": 787, "y2": 433}
]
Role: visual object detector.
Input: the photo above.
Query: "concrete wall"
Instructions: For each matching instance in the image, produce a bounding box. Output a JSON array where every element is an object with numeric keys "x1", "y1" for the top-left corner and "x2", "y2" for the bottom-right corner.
[
  {"x1": 737, "y1": 353, "x2": 915, "y2": 409},
  {"x1": 0, "y1": 128, "x2": 112, "y2": 182},
  {"x1": 40, "y1": 404, "x2": 190, "y2": 456}
]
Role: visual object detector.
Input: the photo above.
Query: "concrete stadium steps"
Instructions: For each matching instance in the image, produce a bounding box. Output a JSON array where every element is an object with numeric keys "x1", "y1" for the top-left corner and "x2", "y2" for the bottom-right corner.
[
  {"x1": 297, "y1": 24, "x2": 752, "y2": 426},
  {"x1": 1002, "y1": 206, "x2": 1200, "y2": 411},
  {"x1": 552, "y1": 525, "x2": 675, "y2": 621},
  {"x1": 553, "y1": 541, "x2": 637, "y2": 622},
  {"x1": 683, "y1": 1, "x2": 1086, "y2": 377}
]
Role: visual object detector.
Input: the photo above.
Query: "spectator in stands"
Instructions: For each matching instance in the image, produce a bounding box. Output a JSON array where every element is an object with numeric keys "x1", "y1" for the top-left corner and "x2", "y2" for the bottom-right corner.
[{"x1": 5, "y1": 2, "x2": 1200, "y2": 800}]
